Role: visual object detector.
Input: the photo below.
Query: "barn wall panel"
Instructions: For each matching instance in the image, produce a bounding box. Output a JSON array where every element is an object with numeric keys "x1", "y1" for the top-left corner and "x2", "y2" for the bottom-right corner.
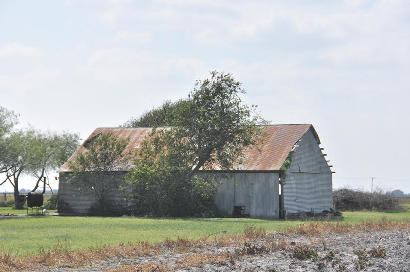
[
  {"x1": 214, "y1": 172, "x2": 279, "y2": 218},
  {"x1": 283, "y1": 129, "x2": 333, "y2": 214},
  {"x1": 58, "y1": 172, "x2": 129, "y2": 214},
  {"x1": 60, "y1": 171, "x2": 280, "y2": 218}
]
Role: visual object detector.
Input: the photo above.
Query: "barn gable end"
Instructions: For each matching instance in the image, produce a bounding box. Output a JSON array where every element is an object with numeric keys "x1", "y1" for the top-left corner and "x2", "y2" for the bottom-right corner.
[{"x1": 283, "y1": 128, "x2": 333, "y2": 215}]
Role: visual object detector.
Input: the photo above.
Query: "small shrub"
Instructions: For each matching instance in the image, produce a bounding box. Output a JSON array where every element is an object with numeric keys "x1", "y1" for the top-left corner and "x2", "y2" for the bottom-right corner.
[
  {"x1": 44, "y1": 195, "x2": 58, "y2": 210},
  {"x1": 354, "y1": 249, "x2": 371, "y2": 270},
  {"x1": 324, "y1": 250, "x2": 336, "y2": 261},
  {"x1": 238, "y1": 242, "x2": 269, "y2": 255},
  {"x1": 369, "y1": 247, "x2": 387, "y2": 258},
  {"x1": 292, "y1": 245, "x2": 318, "y2": 260}
]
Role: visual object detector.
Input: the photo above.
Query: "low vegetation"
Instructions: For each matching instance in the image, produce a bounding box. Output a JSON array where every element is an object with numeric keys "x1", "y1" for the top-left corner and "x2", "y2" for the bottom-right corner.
[
  {"x1": 0, "y1": 193, "x2": 14, "y2": 207},
  {"x1": 333, "y1": 188, "x2": 400, "y2": 211},
  {"x1": 292, "y1": 245, "x2": 318, "y2": 260}
]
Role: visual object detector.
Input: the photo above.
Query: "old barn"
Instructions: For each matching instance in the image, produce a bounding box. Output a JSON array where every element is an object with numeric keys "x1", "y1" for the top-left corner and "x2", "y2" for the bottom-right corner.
[{"x1": 58, "y1": 124, "x2": 333, "y2": 218}]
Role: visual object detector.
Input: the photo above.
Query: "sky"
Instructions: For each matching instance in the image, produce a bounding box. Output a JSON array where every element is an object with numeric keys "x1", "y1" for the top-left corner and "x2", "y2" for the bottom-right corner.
[{"x1": 0, "y1": 0, "x2": 409, "y2": 193}]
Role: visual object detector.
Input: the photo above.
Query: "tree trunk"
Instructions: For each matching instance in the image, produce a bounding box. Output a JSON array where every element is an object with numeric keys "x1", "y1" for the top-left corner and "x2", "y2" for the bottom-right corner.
[{"x1": 14, "y1": 186, "x2": 25, "y2": 209}]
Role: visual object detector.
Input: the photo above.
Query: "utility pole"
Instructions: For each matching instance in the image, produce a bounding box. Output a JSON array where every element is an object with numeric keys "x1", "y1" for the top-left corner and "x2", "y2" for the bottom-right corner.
[{"x1": 371, "y1": 177, "x2": 375, "y2": 193}]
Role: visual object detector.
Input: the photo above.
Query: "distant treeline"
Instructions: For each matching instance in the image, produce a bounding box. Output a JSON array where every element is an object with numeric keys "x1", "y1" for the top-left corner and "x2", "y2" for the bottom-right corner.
[{"x1": 333, "y1": 188, "x2": 400, "y2": 211}]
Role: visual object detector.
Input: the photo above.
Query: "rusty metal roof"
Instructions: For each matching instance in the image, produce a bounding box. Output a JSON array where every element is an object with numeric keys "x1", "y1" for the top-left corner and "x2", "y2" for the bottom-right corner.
[
  {"x1": 59, "y1": 124, "x2": 318, "y2": 172},
  {"x1": 234, "y1": 124, "x2": 317, "y2": 171},
  {"x1": 59, "y1": 127, "x2": 153, "y2": 172}
]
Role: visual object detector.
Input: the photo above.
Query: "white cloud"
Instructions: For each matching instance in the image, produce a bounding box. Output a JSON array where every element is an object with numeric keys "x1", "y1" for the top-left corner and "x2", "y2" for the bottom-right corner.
[
  {"x1": 83, "y1": 48, "x2": 204, "y2": 84},
  {"x1": 0, "y1": 68, "x2": 60, "y2": 96},
  {"x1": 0, "y1": 43, "x2": 42, "y2": 58},
  {"x1": 101, "y1": 10, "x2": 119, "y2": 26},
  {"x1": 115, "y1": 31, "x2": 152, "y2": 42}
]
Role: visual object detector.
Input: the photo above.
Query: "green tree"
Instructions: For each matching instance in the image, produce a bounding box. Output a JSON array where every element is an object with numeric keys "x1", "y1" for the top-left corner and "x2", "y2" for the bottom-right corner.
[
  {"x1": 0, "y1": 106, "x2": 17, "y2": 138},
  {"x1": 29, "y1": 131, "x2": 80, "y2": 192},
  {"x1": 0, "y1": 107, "x2": 18, "y2": 174},
  {"x1": 68, "y1": 133, "x2": 129, "y2": 214},
  {"x1": 1, "y1": 130, "x2": 35, "y2": 208},
  {"x1": 124, "y1": 99, "x2": 188, "y2": 128},
  {"x1": 126, "y1": 71, "x2": 264, "y2": 216},
  {"x1": 0, "y1": 129, "x2": 79, "y2": 208}
]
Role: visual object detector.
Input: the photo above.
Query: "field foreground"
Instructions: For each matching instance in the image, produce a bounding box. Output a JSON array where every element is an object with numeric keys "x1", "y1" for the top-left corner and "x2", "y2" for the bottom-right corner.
[
  {"x1": 0, "y1": 210, "x2": 409, "y2": 257},
  {"x1": 83, "y1": 225, "x2": 410, "y2": 272},
  {"x1": 0, "y1": 220, "x2": 409, "y2": 271}
]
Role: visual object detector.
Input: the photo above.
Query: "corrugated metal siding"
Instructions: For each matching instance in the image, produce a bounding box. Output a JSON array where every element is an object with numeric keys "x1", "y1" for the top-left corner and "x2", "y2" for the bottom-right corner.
[
  {"x1": 283, "y1": 129, "x2": 333, "y2": 214},
  {"x1": 213, "y1": 172, "x2": 280, "y2": 218},
  {"x1": 58, "y1": 172, "x2": 130, "y2": 214}
]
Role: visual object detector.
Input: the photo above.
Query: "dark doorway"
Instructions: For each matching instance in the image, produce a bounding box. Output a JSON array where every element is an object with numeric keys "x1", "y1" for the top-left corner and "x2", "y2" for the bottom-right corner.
[{"x1": 279, "y1": 179, "x2": 285, "y2": 219}]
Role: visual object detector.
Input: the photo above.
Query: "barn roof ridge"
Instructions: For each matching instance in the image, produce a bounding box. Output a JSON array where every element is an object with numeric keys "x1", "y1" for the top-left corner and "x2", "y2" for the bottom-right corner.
[{"x1": 96, "y1": 124, "x2": 313, "y2": 129}]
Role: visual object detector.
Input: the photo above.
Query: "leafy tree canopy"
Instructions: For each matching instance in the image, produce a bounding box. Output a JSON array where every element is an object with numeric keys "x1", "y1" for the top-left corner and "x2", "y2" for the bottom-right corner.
[
  {"x1": 0, "y1": 106, "x2": 80, "y2": 208},
  {"x1": 126, "y1": 71, "x2": 264, "y2": 216},
  {"x1": 124, "y1": 99, "x2": 188, "y2": 128},
  {"x1": 69, "y1": 133, "x2": 129, "y2": 173},
  {"x1": 68, "y1": 133, "x2": 129, "y2": 213},
  {"x1": 0, "y1": 106, "x2": 17, "y2": 138}
]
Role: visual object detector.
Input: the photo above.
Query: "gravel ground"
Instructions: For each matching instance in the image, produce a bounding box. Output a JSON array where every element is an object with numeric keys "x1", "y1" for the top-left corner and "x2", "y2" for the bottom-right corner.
[{"x1": 39, "y1": 229, "x2": 410, "y2": 272}]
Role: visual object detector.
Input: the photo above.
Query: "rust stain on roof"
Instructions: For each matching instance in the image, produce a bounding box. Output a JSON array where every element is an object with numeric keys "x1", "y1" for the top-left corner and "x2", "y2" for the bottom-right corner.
[
  {"x1": 235, "y1": 124, "x2": 314, "y2": 171},
  {"x1": 60, "y1": 124, "x2": 318, "y2": 172}
]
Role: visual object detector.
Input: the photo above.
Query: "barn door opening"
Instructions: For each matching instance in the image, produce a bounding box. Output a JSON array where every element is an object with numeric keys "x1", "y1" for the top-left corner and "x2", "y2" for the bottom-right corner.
[
  {"x1": 279, "y1": 175, "x2": 285, "y2": 219},
  {"x1": 279, "y1": 183, "x2": 283, "y2": 218}
]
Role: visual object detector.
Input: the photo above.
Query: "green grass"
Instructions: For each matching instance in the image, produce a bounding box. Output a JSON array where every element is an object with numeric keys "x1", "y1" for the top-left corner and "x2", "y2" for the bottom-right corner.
[
  {"x1": 0, "y1": 210, "x2": 409, "y2": 256},
  {"x1": 400, "y1": 203, "x2": 410, "y2": 211},
  {"x1": 0, "y1": 207, "x2": 56, "y2": 215},
  {"x1": 341, "y1": 210, "x2": 410, "y2": 223}
]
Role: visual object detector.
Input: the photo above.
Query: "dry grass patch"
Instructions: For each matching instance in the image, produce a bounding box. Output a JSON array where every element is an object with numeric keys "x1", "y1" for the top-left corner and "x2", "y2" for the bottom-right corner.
[
  {"x1": 107, "y1": 263, "x2": 170, "y2": 272},
  {"x1": 176, "y1": 252, "x2": 231, "y2": 269},
  {"x1": 288, "y1": 220, "x2": 410, "y2": 235},
  {"x1": 0, "y1": 253, "x2": 33, "y2": 272}
]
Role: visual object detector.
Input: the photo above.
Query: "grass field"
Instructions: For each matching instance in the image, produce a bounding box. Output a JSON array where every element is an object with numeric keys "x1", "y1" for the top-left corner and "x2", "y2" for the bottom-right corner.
[
  {"x1": 399, "y1": 196, "x2": 410, "y2": 211},
  {"x1": 0, "y1": 207, "x2": 57, "y2": 215},
  {"x1": 0, "y1": 210, "x2": 409, "y2": 257},
  {"x1": 402, "y1": 203, "x2": 410, "y2": 210}
]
